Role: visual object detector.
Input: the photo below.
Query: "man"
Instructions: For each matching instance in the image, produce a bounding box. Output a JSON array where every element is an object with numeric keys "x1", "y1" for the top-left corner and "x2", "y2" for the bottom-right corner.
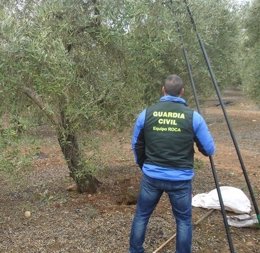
[{"x1": 129, "y1": 74, "x2": 215, "y2": 253}]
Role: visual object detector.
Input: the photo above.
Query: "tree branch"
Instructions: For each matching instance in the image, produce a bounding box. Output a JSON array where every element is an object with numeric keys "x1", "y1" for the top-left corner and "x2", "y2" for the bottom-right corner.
[{"x1": 22, "y1": 86, "x2": 60, "y2": 127}]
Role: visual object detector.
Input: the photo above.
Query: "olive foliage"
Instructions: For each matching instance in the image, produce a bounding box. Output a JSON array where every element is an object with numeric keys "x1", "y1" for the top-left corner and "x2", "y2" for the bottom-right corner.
[{"x1": 240, "y1": 0, "x2": 260, "y2": 102}]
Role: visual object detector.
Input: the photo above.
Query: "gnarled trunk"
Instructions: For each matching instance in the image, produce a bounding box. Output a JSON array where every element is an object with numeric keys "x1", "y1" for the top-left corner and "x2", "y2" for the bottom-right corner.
[
  {"x1": 58, "y1": 111, "x2": 100, "y2": 193},
  {"x1": 57, "y1": 131, "x2": 99, "y2": 193}
]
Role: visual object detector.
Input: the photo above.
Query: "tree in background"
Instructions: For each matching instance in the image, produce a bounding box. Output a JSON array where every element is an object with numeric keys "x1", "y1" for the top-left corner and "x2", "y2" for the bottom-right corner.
[
  {"x1": 180, "y1": 0, "x2": 241, "y2": 95},
  {"x1": 240, "y1": 0, "x2": 260, "y2": 102},
  {"x1": 119, "y1": 0, "x2": 241, "y2": 101}
]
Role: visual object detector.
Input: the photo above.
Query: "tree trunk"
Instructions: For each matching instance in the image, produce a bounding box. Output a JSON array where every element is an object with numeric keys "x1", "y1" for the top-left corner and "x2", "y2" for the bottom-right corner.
[
  {"x1": 57, "y1": 109, "x2": 100, "y2": 193},
  {"x1": 57, "y1": 129, "x2": 100, "y2": 193},
  {"x1": 22, "y1": 86, "x2": 100, "y2": 193}
]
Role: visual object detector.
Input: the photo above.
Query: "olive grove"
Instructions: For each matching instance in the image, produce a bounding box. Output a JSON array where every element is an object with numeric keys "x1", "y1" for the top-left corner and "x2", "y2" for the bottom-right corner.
[{"x1": 0, "y1": 0, "x2": 242, "y2": 192}]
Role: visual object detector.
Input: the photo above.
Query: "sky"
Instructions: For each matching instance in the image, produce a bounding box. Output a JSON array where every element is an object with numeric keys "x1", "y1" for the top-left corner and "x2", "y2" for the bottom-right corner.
[{"x1": 231, "y1": 0, "x2": 251, "y2": 5}]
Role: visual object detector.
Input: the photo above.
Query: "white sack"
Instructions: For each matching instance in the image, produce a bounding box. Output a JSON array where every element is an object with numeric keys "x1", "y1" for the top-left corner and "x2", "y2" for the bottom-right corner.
[{"x1": 192, "y1": 186, "x2": 251, "y2": 214}]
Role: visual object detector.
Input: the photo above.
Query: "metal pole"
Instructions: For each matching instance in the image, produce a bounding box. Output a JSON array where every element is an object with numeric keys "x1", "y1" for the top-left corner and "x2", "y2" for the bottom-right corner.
[
  {"x1": 175, "y1": 20, "x2": 200, "y2": 111},
  {"x1": 183, "y1": 0, "x2": 260, "y2": 225},
  {"x1": 165, "y1": 5, "x2": 236, "y2": 251}
]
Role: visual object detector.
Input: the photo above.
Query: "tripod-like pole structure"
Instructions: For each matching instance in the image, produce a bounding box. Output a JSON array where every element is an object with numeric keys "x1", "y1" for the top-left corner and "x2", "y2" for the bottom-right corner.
[{"x1": 183, "y1": 0, "x2": 260, "y2": 226}]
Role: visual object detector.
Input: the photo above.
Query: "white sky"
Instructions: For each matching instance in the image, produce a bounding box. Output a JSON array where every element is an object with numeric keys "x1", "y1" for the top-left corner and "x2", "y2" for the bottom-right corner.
[{"x1": 231, "y1": 0, "x2": 251, "y2": 5}]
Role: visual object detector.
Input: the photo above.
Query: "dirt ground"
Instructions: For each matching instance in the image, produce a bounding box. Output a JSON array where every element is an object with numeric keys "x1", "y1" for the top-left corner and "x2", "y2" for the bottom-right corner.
[{"x1": 0, "y1": 88, "x2": 259, "y2": 253}]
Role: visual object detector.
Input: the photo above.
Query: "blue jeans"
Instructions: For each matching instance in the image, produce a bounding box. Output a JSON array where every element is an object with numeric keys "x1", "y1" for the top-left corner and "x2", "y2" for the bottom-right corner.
[{"x1": 129, "y1": 174, "x2": 192, "y2": 253}]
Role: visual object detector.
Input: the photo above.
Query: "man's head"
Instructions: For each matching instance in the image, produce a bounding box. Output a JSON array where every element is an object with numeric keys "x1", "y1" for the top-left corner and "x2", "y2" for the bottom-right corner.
[{"x1": 163, "y1": 74, "x2": 184, "y2": 97}]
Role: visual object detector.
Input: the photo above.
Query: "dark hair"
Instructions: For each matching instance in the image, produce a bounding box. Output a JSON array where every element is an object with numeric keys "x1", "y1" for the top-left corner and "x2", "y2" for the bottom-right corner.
[{"x1": 164, "y1": 74, "x2": 184, "y2": 96}]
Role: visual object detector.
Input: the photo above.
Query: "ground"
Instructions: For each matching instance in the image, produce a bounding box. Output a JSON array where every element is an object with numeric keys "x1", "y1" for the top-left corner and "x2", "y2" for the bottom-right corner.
[{"x1": 0, "y1": 88, "x2": 259, "y2": 253}]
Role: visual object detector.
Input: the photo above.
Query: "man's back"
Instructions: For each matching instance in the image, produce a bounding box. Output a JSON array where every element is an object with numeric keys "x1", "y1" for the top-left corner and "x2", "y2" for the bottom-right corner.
[{"x1": 144, "y1": 100, "x2": 194, "y2": 169}]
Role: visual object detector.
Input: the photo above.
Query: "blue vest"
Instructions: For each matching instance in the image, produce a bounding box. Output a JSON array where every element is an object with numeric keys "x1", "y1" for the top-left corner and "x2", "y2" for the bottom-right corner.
[{"x1": 144, "y1": 101, "x2": 194, "y2": 169}]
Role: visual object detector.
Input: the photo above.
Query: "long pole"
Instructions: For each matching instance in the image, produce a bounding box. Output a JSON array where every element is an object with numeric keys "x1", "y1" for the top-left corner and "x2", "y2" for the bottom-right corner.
[
  {"x1": 153, "y1": 209, "x2": 215, "y2": 253},
  {"x1": 183, "y1": 0, "x2": 260, "y2": 225},
  {"x1": 168, "y1": 7, "x2": 236, "y2": 252}
]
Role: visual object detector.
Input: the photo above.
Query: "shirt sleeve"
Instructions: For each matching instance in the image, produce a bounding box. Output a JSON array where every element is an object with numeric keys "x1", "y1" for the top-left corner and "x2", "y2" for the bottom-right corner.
[
  {"x1": 193, "y1": 111, "x2": 215, "y2": 156},
  {"x1": 131, "y1": 109, "x2": 146, "y2": 168}
]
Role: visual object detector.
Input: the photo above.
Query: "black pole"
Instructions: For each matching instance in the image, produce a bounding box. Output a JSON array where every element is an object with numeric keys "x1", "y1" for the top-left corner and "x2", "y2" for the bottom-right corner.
[
  {"x1": 175, "y1": 21, "x2": 200, "y2": 111},
  {"x1": 183, "y1": 0, "x2": 260, "y2": 225},
  {"x1": 166, "y1": 6, "x2": 236, "y2": 252}
]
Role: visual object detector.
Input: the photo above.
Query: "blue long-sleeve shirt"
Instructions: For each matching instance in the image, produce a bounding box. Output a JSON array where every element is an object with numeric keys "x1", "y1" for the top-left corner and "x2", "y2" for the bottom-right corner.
[{"x1": 132, "y1": 95, "x2": 215, "y2": 181}]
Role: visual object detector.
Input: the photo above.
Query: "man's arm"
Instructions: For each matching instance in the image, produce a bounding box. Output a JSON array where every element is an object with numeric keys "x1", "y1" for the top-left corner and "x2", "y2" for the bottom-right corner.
[
  {"x1": 193, "y1": 111, "x2": 215, "y2": 156},
  {"x1": 131, "y1": 110, "x2": 146, "y2": 168}
]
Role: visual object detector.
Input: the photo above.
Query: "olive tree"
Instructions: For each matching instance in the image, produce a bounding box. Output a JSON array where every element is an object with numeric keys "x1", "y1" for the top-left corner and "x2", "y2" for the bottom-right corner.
[
  {"x1": 0, "y1": 0, "x2": 138, "y2": 192},
  {"x1": 240, "y1": 0, "x2": 260, "y2": 102}
]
